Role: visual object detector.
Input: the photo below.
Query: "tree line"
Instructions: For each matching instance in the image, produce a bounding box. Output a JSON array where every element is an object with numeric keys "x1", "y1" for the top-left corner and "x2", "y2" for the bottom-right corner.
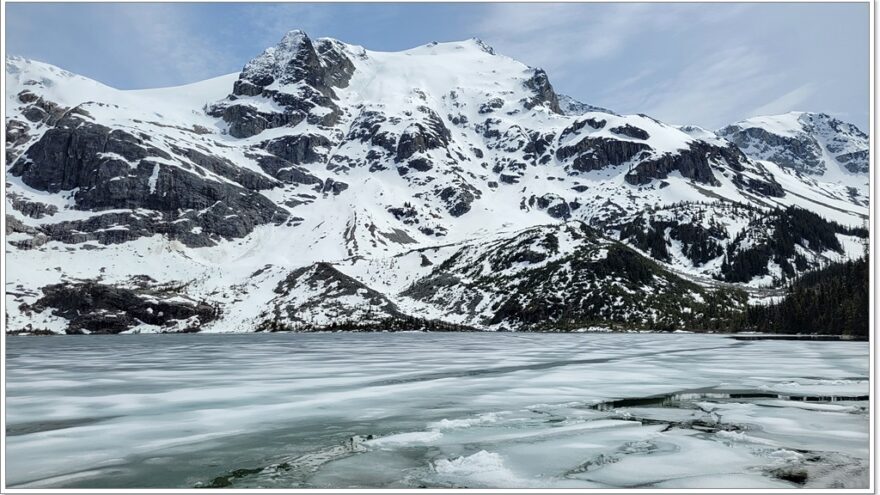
[{"x1": 731, "y1": 254, "x2": 869, "y2": 338}]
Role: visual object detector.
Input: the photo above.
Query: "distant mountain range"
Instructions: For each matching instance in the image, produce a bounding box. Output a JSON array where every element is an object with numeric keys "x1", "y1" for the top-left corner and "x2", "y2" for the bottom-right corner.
[{"x1": 4, "y1": 31, "x2": 869, "y2": 334}]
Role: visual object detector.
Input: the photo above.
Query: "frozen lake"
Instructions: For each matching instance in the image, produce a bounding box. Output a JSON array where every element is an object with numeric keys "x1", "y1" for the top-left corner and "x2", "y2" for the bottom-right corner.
[{"x1": 5, "y1": 332, "x2": 870, "y2": 489}]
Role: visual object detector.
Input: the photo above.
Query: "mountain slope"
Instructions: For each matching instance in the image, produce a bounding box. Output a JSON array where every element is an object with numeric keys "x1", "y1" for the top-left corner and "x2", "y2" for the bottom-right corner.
[
  {"x1": 396, "y1": 222, "x2": 747, "y2": 331},
  {"x1": 4, "y1": 32, "x2": 870, "y2": 334},
  {"x1": 718, "y1": 112, "x2": 868, "y2": 177}
]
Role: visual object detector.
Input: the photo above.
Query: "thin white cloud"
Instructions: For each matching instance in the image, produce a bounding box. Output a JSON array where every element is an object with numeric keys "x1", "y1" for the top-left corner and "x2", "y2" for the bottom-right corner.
[
  {"x1": 239, "y1": 4, "x2": 333, "y2": 49},
  {"x1": 748, "y1": 84, "x2": 817, "y2": 117},
  {"x1": 622, "y1": 46, "x2": 783, "y2": 128},
  {"x1": 6, "y1": 3, "x2": 866, "y2": 129},
  {"x1": 599, "y1": 68, "x2": 656, "y2": 99},
  {"x1": 475, "y1": 3, "x2": 655, "y2": 69},
  {"x1": 103, "y1": 4, "x2": 239, "y2": 88},
  {"x1": 471, "y1": 3, "x2": 788, "y2": 127},
  {"x1": 475, "y1": 3, "x2": 748, "y2": 70}
]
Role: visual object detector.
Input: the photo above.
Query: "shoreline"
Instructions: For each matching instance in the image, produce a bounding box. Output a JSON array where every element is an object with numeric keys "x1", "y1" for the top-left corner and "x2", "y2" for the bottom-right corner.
[{"x1": 5, "y1": 329, "x2": 869, "y2": 341}]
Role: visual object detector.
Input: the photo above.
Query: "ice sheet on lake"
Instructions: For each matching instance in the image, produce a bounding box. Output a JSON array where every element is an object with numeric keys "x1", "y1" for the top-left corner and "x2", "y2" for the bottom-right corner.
[{"x1": 4, "y1": 333, "x2": 870, "y2": 489}]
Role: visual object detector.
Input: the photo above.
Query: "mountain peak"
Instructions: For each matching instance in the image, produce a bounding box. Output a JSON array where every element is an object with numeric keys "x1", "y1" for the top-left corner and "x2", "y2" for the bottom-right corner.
[
  {"x1": 402, "y1": 38, "x2": 499, "y2": 58},
  {"x1": 728, "y1": 111, "x2": 865, "y2": 137},
  {"x1": 240, "y1": 29, "x2": 320, "y2": 87},
  {"x1": 718, "y1": 111, "x2": 868, "y2": 177},
  {"x1": 468, "y1": 37, "x2": 496, "y2": 55},
  {"x1": 280, "y1": 29, "x2": 309, "y2": 44}
]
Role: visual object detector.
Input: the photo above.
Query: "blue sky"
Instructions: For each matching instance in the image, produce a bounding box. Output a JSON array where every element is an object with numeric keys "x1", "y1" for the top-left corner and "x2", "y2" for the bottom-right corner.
[{"x1": 5, "y1": 2, "x2": 869, "y2": 130}]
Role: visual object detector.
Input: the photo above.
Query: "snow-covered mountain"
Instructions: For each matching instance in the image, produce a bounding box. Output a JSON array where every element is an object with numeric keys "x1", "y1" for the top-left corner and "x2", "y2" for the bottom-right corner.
[
  {"x1": 718, "y1": 112, "x2": 868, "y2": 176},
  {"x1": 4, "y1": 31, "x2": 869, "y2": 334}
]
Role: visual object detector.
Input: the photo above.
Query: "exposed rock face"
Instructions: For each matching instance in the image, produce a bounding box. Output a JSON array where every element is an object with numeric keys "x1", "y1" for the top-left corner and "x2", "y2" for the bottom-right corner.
[
  {"x1": 557, "y1": 137, "x2": 651, "y2": 173},
  {"x1": 438, "y1": 182, "x2": 480, "y2": 217},
  {"x1": 395, "y1": 108, "x2": 452, "y2": 162},
  {"x1": 721, "y1": 126, "x2": 824, "y2": 173},
  {"x1": 322, "y1": 177, "x2": 349, "y2": 195},
  {"x1": 526, "y1": 193, "x2": 574, "y2": 219},
  {"x1": 557, "y1": 94, "x2": 617, "y2": 116},
  {"x1": 5, "y1": 214, "x2": 49, "y2": 249},
  {"x1": 522, "y1": 68, "x2": 562, "y2": 114},
  {"x1": 16, "y1": 91, "x2": 67, "y2": 126},
  {"x1": 733, "y1": 172, "x2": 785, "y2": 198},
  {"x1": 23, "y1": 281, "x2": 218, "y2": 334},
  {"x1": 625, "y1": 141, "x2": 727, "y2": 186},
  {"x1": 347, "y1": 110, "x2": 398, "y2": 153},
  {"x1": 169, "y1": 145, "x2": 280, "y2": 191},
  {"x1": 260, "y1": 134, "x2": 331, "y2": 165},
  {"x1": 610, "y1": 124, "x2": 650, "y2": 140},
  {"x1": 10, "y1": 112, "x2": 162, "y2": 193},
  {"x1": 479, "y1": 98, "x2": 505, "y2": 114},
  {"x1": 209, "y1": 31, "x2": 356, "y2": 138},
  {"x1": 717, "y1": 112, "x2": 869, "y2": 175},
  {"x1": 9, "y1": 113, "x2": 289, "y2": 246},
  {"x1": 559, "y1": 117, "x2": 607, "y2": 141},
  {"x1": 6, "y1": 119, "x2": 31, "y2": 155},
  {"x1": 213, "y1": 104, "x2": 298, "y2": 139},
  {"x1": 836, "y1": 150, "x2": 869, "y2": 173},
  {"x1": 239, "y1": 33, "x2": 355, "y2": 90},
  {"x1": 7, "y1": 192, "x2": 58, "y2": 219}
]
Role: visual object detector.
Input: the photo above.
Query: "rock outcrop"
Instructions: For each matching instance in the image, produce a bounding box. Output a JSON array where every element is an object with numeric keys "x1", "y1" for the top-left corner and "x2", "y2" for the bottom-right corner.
[{"x1": 209, "y1": 31, "x2": 356, "y2": 138}]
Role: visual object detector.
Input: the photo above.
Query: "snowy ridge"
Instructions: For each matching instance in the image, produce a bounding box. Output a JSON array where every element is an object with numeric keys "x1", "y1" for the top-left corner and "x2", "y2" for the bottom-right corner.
[
  {"x1": 557, "y1": 93, "x2": 617, "y2": 117},
  {"x1": 717, "y1": 111, "x2": 869, "y2": 181},
  {"x1": 3, "y1": 31, "x2": 870, "y2": 334}
]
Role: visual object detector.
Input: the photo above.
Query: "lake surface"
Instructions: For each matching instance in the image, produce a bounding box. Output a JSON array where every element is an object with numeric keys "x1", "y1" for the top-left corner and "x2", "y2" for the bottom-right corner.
[{"x1": 5, "y1": 332, "x2": 870, "y2": 489}]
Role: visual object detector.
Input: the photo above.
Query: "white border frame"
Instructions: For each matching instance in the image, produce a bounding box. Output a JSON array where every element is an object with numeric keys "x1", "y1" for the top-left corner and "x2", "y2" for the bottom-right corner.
[{"x1": 0, "y1": 0, "x2": 875, "y2": 493}]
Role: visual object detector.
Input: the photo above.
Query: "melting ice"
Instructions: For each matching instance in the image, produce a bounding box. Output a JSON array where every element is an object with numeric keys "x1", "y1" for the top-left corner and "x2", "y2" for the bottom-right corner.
[{"x1": 5, "y1": 332, "x2": 869, "y2": 489}]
